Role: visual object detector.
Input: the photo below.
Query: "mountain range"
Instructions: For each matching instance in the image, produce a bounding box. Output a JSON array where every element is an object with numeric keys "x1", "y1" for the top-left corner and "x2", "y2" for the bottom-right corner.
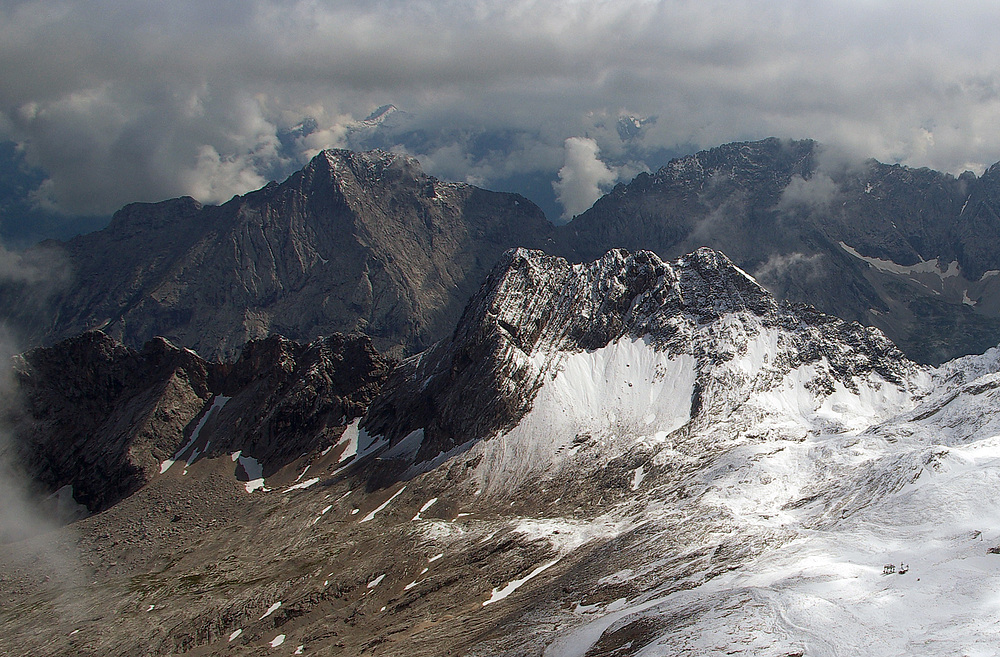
[
  {"x1": 5, "y1": 138, "x2": 1000, "y2": 364},
  {"x1": 0, "y1": 148, "x2": 552, "y2": 359},
  {"x1": 6, "y1": 139, "x2": 1000, "y2": 655}
]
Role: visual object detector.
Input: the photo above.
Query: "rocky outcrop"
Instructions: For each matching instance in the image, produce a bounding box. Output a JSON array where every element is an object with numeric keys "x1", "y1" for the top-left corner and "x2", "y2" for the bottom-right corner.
[
  {"x1": 10, "y1": 331, "x2": 394, "y2": 512},
  {"x1": 1, "y1": 149, "x2": 553, "y2": 360},
  {"x1": 210, "y1": 333, "x2": 394, "y2": 474},
  {"x1": 11, "y1": 332, "x2": 213, "y2": 512}
]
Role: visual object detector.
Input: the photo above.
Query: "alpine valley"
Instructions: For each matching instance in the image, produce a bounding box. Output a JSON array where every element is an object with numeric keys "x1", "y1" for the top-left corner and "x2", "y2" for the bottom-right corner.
[{"x1": 6, "y1": 140, "x2": 1000, "y2": 657}]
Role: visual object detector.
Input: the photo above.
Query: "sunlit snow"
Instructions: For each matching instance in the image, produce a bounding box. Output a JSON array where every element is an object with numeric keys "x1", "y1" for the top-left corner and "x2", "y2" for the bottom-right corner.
[
  {"x1": 473, "y1": 337, "x2": 695, "y2": 494},
  {"x1": 360, "y1": 486, "x2": 406, "y2": 523},
  {"x1": 539, "y1": 345, "x2": 1000, "y2": 657},
  {"x1": 259, "y1": 601, "x2": 281, "y2": 620},
  {"x1": 412, "y1": 497, "x2": 438, "y2": 521},
  {"x1": 284, "y1": 477, "x2": 319, "y2": 492},
  {"x1": 160, "y1": 396, "x2": 230, "y2": 474},
  {"x1": 483, "y1": 558, "x2": 561, "y2": 606}
]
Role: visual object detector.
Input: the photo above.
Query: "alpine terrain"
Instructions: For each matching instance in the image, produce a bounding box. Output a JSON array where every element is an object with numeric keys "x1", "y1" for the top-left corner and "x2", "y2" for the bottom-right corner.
[
  {"x1": 562, "y1": 138, "x2": 1000, "y2": 364},
  {"x1": 5, "y1": 247, "x2": 1000, "y2": 656},
  {"x1": 0, "y1": 148, "x2": 552, "y2": 359},
  {"x1": 9, "y1": 139, "x2": 1000, "y2": 365}
]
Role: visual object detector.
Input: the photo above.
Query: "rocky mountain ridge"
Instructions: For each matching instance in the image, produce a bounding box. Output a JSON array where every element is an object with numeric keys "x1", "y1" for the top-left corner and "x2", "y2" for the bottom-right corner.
[
  {"x1": 8, "y1": 138, "x2": 1000, "y2": 365},
  {"x1": 10, "y1": 330, "x2": 393, "y2": 513},
  {"x1": 363, "y1": 246, "x2": 910, "y2": 472},
  {"x1": 562, "y1": 138, "x2": 1000, "y2": 363},
  {"x1": 6, "y1": 247, "x2": 1000, "y2": 656},
  {"x1": 0, "y1": 148, "x2": 553, "y2": 359}
]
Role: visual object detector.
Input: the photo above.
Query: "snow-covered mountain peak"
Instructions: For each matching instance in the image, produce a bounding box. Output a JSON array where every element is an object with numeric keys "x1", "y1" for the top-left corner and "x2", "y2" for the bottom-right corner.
[
  {"x1": 361, "y1": 104, "x2": 398, "y2": 126},
  {"x1": 361, "y1": 247, "x2": 923, "y2": 490}
]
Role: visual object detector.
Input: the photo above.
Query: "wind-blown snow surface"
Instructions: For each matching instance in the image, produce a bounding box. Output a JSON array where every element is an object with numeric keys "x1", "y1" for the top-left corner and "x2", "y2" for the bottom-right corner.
[
  {"x1": 529, "y1": 343, "x2": 1000, "y2": 657},
  {"x1": 472, "y1": 337, "x2": 695, "y2": 494}
]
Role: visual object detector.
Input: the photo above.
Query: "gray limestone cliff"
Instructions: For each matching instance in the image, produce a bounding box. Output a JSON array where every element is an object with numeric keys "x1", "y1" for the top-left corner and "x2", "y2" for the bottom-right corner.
[{"x1": 0, "y1": 149, "x2": 552, "y2": 360}]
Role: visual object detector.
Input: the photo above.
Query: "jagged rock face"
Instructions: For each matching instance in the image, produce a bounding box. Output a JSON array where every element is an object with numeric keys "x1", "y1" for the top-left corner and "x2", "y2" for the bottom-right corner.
[
  {"x1": 11, "y1": 332, "x2": 213, "y2": 512},
  {"x1": 557, "y1": 138, "x2": 1000, "y2": 364},
  {"x1": 210, "y1": 333, "x2": 395, "y2": 475},
  {"x1": 363, "y1": 247, "x2": 914, "y2": 472},
  {"x1": 6, "y1": 139, "x2": 1000, "y2": 367},
  {"x1": 1, "y1": 149, "x2": 552, "y2": 360},
  {"x1": 10, "y1": 331, "x2": 393, "y2": 512}
]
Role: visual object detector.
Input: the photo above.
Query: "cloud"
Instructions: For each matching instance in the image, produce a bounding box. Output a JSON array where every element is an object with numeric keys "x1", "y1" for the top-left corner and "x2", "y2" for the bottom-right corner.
[
  {"x1": 4, "y1": 1, "x2": 1000, "y2": 219},
  {"x1": 0, "y1": 237, "x2": 83, "y2": 575},
  {"x1": 0, "y1": 327, "x2": 82, "y2": 558},
  {"x1": 553, "y1": 137, "x2": 618, "y2": 220},
  {"x1": 753, "y1": 252, "x2": 826, "y2": 286},
  {"x1": 778, "y1": 173, "x2": 840, "y2": 212},
  {"x1": 0, "y1": 241, "x2": 72, "y2": 332}
]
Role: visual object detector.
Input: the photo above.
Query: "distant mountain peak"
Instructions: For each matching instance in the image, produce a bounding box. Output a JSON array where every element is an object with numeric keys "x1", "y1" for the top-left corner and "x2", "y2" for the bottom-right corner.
[
  {"x1": 361, "y1": 104, "x2": 398, "y2": 126},
  {"x1": 0, "y1": 146, "x2": 552, "y2": 360},
  {"x1": 308, "y1": 147, "x2": 426, "y2": 191},
  {"x1": 561, "y1": 136, "x2": 1000, "y2": 363}
]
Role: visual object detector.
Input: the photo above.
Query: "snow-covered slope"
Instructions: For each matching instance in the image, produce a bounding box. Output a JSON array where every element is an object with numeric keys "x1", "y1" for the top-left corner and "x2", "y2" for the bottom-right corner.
[
  {"x1": 362, "y1": 247, "x2": 919, "y2": 486},
  {"x1": 356, "y1": 247, "x2": 1000, "y2": 656},
  {"x1": 11, "y1": 247, "x2": 1000, "y2": 657},
  {"x1": 532, "y1": 346, "x2": 1000, "y2": 657}
]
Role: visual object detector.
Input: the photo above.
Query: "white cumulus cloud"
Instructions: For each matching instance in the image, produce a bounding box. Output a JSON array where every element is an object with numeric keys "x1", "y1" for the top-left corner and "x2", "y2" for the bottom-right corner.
[{"x1": 553, "y1": 137, "x2": 617, "y2": 220}]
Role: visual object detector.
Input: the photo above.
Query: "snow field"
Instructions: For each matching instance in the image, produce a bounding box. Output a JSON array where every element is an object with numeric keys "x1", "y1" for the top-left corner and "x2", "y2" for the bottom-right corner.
[
  {"x1": 483, "y1": 558, "x2": 562, "y2": 606},
  {"x1": 473, "y1": 337, "x2": 696, "y2": 494},
  {"x1": 360, "y1": 486, "x2": 406, "y2": 523},
  {"x1": 160, "y1": 396, "x2": 231, "y2": 474},
  {"x1": 334, "y1": 419, "x2": 386, "y2": 470},
  {"x1": 284, "y1": 477, "x2": 319, "y2": 492},
  {"x1": 507, "y1": 315, "x2": 1000, "y2": 655},
  {"x1": 259, "y1": 601, "x2": 281, "y2": 620},
  {"x1": 412, "y1": 497, "x2": 437, "y2": 521},
  {"x1": 235, "y1": 453, "x2": 265, "y2": 493},
  {"x1": 543, "y1": 355, "x2": 1000, "y2": 657}
]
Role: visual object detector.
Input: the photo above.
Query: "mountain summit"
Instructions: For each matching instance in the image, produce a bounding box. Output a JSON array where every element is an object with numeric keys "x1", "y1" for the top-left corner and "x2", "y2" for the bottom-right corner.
[
  {"x1": 7, "y1": 138, "x2": 1000, "y2": 365},
  {"x1": 362, "y1": 246, "x2": 916, "y2": 487},
  {"x1": 0, "y1": 148, "x2": 552, "y2": 359},
  {"x1": 560, "y1": 138, "x2": 1000, "y2": 363}
]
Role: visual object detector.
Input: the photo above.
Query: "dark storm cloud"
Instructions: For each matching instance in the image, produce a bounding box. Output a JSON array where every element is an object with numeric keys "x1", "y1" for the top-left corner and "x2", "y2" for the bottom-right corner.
[{"x1": 3, "y1": 0, "x2": 1000, "y2": 218}]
